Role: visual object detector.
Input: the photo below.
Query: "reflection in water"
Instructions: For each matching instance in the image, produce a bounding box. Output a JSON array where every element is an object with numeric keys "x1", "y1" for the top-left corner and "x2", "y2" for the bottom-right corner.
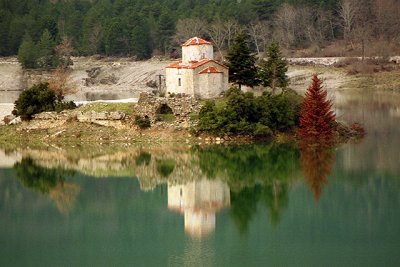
[
  {"x1": 230, "y1": 181, "x2": 289, "y2": 233},
  {"x1": 14, "y1": 157, "x2": 80, "y2": 214},
  {"x1": 7, "y1": 143, "x2": 302, "y2": 235},
  {"x1": 50, "y1": 182, "x2": 81, "y2": 215},
  {"x1": 299, "y1": 141, "x2": 336, "y2": 201},
  {"x1": 168, "y1": 179, "x2": 230, "y2": 238}
]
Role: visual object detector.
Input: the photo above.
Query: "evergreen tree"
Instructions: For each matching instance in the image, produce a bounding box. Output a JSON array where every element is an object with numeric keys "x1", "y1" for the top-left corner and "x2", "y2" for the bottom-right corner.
[
  {"x1": 36, "y1": 29, "x2": 58, "y2": 69},
  {"x1": 17, "y1": 33, "x2": 37, "y2": 69},
  {"x1": 258, "y1": 42, "x2": 288, "y2": 92},
  {"x1": 104, "y1": 18, "x2": 129, "y2": 55},
  {"x1": 252, "y1": 0, "x2": 279, "y2": 20},
  {"x1": 226, "y1": 33, "x2": 260, "y2": 89},
  {"x1": 131, "y1": 18, "x2": 152, "y2": 59},
  {"x1": 299, "y1": 74, "x2": 336, "y2": 141},
  {"x1": 157, "y1": 11, "x2": 175, "y2": 55}
]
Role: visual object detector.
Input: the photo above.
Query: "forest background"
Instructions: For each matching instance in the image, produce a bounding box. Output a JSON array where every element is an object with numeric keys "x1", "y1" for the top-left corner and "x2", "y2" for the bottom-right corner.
[{"x1": 1, "y1": 0, "x2": 399, "y2": 62}]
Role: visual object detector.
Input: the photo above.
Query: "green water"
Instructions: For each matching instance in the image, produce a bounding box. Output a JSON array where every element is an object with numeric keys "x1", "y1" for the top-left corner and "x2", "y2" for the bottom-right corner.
[{"x1": 1, "y1": 91, "x2": 400, "y2": 266}]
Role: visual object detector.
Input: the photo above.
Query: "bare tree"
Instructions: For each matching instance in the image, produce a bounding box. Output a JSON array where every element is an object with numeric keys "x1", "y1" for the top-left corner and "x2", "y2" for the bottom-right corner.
[
  {"x1": 174, "y1": 17, "x2": 207, "y2": 44},
  {"x1": 247, "y1": 20, "x2": 270, "y2": 55},
  {"x1": 273, "y1": 3, "x2": 298, "y2": 48},
  {"x1": 207, "y1": 19, "x2": 227, "y2": 60},
  {"x1": 374, "y1": 0, "x2": 400, "y2": 42},
  {"x1": 338, "y1": 0, "x2": 362, "y2": 42},
  {"x1": 224, "y1": 19, "x2": 242, "y2": 48},
  {"x1": 55, "y1": 36, "x2": 74, "y2": 68},
  {"x1": 48, "y1": 67, "x2": 78, "y2": 101}
]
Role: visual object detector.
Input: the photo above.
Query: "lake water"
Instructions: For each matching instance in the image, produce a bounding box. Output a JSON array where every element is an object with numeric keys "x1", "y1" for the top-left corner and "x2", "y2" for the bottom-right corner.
[{"x1": 0, "y1": 89, "x2": 400, "y2": 266}]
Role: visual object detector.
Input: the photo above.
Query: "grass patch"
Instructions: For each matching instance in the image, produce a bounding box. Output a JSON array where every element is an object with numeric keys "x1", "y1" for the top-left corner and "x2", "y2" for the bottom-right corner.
[
  {"x1": 157, "y1": 113, "x2": 175, "y2": 122},
  {"x1": 76, "y1": 102, "x2": 135, "y2": 115},
  {"x1": 189, "y1": 112, "x2": 199, "y2": 121}
]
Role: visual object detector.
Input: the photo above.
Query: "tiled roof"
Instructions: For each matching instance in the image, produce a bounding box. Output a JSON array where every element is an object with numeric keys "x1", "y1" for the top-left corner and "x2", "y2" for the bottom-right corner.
[
  {"x1": 166, "y1": 59, "x2": 228, "y2": 70},
  {"x1": 199, "y1": 66, "x2": 223, "y2": 74},
  {"x1": 182, "y1": 37, "x2": 212, "y2": 46}
]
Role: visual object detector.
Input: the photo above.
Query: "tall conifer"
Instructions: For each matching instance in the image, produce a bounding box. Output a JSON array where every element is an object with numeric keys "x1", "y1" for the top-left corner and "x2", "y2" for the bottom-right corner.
[
  {"x1": 258, "y1": 42, "x2": 288, "y2": 92},
  {"x1": 226, "y1": 33, "x2": 259, "y2": 89},
  {"x1": 299, "y1": 75, "x2": 336, "y2": 141}
]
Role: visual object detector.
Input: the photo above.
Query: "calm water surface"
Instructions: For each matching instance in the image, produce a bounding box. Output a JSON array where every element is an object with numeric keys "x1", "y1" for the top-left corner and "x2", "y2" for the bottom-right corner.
[{"x1": 1, "y1": 90, "x2": 400, "y2": 267}]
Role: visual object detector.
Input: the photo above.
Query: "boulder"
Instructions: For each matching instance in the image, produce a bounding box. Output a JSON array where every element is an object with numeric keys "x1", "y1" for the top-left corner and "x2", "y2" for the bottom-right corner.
[{"x1": 9, "y1": 117, "x2": 21, "y2": 125}]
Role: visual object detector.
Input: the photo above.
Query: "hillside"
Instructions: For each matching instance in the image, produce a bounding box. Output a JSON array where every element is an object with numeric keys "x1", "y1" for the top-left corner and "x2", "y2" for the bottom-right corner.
[{"x1": 0, "y1": 57, "x2": 171, "y2": 103}]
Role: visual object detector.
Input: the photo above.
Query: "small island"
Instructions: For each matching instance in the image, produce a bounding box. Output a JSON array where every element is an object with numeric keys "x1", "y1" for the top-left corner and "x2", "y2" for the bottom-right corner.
[{"x1": 1, "y1": 36, "x2": 364, "y2": 147}]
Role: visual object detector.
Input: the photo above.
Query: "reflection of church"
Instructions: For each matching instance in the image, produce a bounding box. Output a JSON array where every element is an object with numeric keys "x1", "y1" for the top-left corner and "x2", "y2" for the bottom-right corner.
[{"x1": 168, "y1": 179, "x2": 230, "y2": 238}]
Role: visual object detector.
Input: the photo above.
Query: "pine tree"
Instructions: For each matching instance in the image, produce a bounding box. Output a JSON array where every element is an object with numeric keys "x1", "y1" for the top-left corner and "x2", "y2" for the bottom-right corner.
[
  {"x1": 17, "y1": 34, "x2": 38, "y2": 69},
  {"x1": 37, "y1": 29, "x2": 57, "y2": 69},
  {"x1": 299, "y1": 74, "x2": 336, "y2": 141},
  {"x1": 157, "y1": 11, "x2": 175, "y2": 55},
  {"x1": 131, "y1": 16, "x2": 152, "y2": 60},
  {"x1": 258, "y1": 42, "x2": 288, "y2": 92},
  {"x1": 226, "y1": 33, "x2": 260, "y2": 89}
]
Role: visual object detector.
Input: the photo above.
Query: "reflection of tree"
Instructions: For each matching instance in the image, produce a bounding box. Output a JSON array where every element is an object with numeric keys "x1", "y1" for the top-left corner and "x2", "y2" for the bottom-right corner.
[
  {"x1": 230, "y1": 181, "x2": 290, "y2": 233},
  {"x1": 230, "y1": 185, "x2": 261, "y2": 234},
  {"x1": 196, "y1": 143, "x2": 300, "y2": 191},
  {"x1": 156, "y1": 159, "x2": 175, "y2": 177},
  {"x1": 14, "y1": 158, "x2": 66, "y2": 194},
  {"x1": 14, "y1": 157, "x2": 79, "y2": 214},
  {"x1": 135, "y1": 152, "x2": 152, "y2": 166},
  {"x1": 50, "y1": 182, "x2": 81, "y2": 215},
  {"x1": 196, "y1": 143, "x2": 300, "y2": 232},
  {"x1": 300, "y1": 141, "x2": 336, "y2": 201},
  {"x1": 261, "y1": 181, "x2": 288, "y2": 226}
]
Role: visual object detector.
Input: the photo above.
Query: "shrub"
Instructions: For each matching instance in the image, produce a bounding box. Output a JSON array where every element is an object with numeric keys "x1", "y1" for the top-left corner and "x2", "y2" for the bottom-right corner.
[
  {"x1": 197, "y1": 87, "x2": 301, "y2": 136},
  {"x1": 12, "y1": 83, "x2": 56, "y2": 120},
  {"x1": 55, "y1": 101, "x2": 76, "y2": 112},
  {"x1": 12, "y1": 82, "x2": 76, "y2": 120},
  {"x1": 135, "y1": 115, "x2": 151, "y2": 128}
]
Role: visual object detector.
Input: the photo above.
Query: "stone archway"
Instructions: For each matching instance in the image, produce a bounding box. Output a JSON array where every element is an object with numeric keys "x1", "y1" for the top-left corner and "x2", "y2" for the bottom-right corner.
[{"x1": 134, "y1": 92, "x2": 201, "y2": 124}]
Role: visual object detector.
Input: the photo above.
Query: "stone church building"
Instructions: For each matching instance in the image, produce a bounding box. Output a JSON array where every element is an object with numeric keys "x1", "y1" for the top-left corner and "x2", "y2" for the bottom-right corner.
[{"x1": 166, "y1": 37, "x2": 228, "y2": 99}]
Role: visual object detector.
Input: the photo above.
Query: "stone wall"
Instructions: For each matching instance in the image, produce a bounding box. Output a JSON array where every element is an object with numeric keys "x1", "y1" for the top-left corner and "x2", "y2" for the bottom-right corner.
[
  {"x1": 25, "y1": 110, "x2": 127, "y2": 129},
  {"x1": 134, "y1": 92, "x2": 201, "y2": 124}
]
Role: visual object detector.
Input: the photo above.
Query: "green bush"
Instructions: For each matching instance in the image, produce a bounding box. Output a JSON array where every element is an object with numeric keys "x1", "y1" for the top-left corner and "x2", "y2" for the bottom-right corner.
[
  {"x1": 134, "y1": 115, "x2": 151, "y2": 128},
  {"x1": 12, "y1": 82, "x2": 76, "y2": 120},
  {"x1": 197, "y1": 87, "x2": 301, "y2": 136}
]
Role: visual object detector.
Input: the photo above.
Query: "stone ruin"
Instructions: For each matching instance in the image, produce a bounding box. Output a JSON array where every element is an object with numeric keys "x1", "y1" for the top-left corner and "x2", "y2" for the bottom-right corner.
[{"x1": 134, "y1": 92, "x2": 202, "y2": 124}]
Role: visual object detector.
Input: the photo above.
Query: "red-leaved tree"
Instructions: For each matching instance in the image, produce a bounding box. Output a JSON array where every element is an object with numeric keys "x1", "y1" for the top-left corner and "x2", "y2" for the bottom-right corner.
[{"x1": 299, "y1": 74, "x2": 336, "y2": 141}]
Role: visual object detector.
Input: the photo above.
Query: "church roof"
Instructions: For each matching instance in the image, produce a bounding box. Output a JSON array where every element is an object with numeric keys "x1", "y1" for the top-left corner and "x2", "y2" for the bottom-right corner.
[
  {"x1": 182, "y1": 37, "x2": 212, "y2": 46},
  {"x1": 199, "y1": 66, "x2": 223, "y2": 74},
  {"x1": 166, "y1": 59, "x2": 228, "y2": 69}
]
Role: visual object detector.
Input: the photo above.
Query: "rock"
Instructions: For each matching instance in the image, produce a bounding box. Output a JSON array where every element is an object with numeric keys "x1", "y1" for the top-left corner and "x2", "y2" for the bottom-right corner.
[
  {"x1": 33, "y1": 112, "x2": 58, "y2": 120},
  {"x1": 3, "y1": 114, "x2": 15, "y2": 124},
  {"x1": 109, "y1": 112, "x2": 125, "y2": 120},
  {"x1": 9, "y1": 117, "x2": 21, "y2": 125}
]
